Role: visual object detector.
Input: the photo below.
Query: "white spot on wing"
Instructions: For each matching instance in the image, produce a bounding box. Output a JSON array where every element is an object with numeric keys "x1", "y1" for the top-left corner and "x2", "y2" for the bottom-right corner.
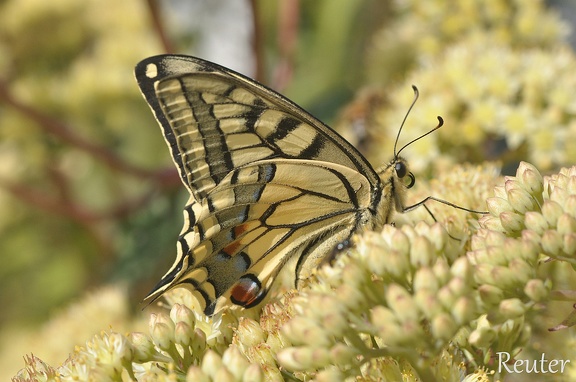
[{"x1": 145, "y1": 63, "x2": 158, "y2": 79}]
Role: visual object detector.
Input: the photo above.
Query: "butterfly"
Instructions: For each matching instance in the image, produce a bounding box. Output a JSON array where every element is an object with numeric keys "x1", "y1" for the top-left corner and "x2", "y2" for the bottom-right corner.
[{"x1": 135, "y1": 54, "x2": 456, "y2": 316}]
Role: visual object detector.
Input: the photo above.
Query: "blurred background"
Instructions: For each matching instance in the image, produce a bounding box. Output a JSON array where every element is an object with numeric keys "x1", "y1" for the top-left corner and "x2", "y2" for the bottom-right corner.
[{"x1": 1, "y1": 0, "x2": 575, "y2": 378}]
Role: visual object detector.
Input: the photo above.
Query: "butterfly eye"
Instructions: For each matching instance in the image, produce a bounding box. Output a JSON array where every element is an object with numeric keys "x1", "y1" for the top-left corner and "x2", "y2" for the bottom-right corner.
[{"x1": 395, "y1": 162, "x2": 407, "y2": 178}]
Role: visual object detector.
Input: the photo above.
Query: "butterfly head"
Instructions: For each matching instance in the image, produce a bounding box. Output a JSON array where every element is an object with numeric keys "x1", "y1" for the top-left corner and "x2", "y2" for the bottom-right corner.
[
  {"x1": 393, "y1": 159, "x2": 416, "y2": 189},
  {"x1": 376, "y1": 156, "x2": 415, "y2": 218},
  {"x1": 377, "y1": 156, "x2": 415, "y2": 190},
  {"x1": 374, "y1": 86, "x2": 444, "y2": 221}
]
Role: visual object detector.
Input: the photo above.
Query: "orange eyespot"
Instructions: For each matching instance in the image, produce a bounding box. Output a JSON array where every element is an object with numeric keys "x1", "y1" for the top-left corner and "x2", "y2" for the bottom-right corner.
[{"x1": 230, "y1": 275, "x2": 264, "y2": 307}]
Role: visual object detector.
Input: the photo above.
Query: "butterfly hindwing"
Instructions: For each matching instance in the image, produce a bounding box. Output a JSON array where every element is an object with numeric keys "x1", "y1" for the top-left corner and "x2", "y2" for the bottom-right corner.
[{"x1": 135, "y1": 55, "x2": 388, "y2": 314}]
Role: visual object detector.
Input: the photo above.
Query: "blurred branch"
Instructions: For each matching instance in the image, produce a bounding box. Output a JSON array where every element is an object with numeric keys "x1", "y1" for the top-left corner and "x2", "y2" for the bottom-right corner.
[
  {"x1": 0, "y1": 172, "x2": 157, "y2": 223},
  {"x1": 0, "y1": 168, "x2": 156, "y2": 265},
  {"x1": 47, "y1": 165, "x2": 74, "y2": 205},
  {"x1": 0, "y1": 164, "x2": 156, "y2": 264},
  {"x1": 145, "y1": 0, "x2": 176, "y2": 53},
  {"x1": 249, "y1": 0, "x2": 264, "y2": 82},
  {"x1": 0, "y1": 79, "x2": 180, "y2": 187},
  {"x1": 0, "y1": 77, "x2": 182, "y2": 236},
  {"x1": 274, "y1": 0, "x2": 299, "y2": 91},
  {"x1": 0, "y1": 79, "x2": 147, "y2": 177}
]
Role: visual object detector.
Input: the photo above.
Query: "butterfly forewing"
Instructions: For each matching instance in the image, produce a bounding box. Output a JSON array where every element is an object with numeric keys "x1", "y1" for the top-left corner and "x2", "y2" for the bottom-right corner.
[{"x1": 135, "y1": 55, "x2": 388, "y2": 315}]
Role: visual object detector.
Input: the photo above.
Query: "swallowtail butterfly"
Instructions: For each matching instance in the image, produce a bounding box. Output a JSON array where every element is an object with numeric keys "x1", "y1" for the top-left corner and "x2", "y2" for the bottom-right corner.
[{"x1": 135, "y1": 55, "x2": 465, "y2": 315}]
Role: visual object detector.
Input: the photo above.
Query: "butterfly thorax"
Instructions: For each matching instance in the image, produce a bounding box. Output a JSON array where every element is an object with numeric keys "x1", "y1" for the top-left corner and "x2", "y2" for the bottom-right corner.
[{"x1": 373, "y1": 156, "x2": 413, "y2": 228}]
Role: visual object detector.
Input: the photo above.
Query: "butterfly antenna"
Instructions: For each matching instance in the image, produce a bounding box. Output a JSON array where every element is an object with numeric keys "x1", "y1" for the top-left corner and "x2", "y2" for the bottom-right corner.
[
  {"x1": 394, "y1": 85, "x2": 420, "y2": 157},
  {"x1": 396, "y1": 115, "x2": 444, "y2": 158}
]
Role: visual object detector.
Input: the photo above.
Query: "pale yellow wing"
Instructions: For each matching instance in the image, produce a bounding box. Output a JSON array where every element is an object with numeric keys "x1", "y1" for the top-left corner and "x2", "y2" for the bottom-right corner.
[
  {"x1": 135, "y1": 55, "x2": 385, "y2": 315},
  {"x1": 135, "y1": 55, "x2": 380, "y2": 198},
  {"x1": 178, "y1": 160, "x2": 374, "y2": 314}
]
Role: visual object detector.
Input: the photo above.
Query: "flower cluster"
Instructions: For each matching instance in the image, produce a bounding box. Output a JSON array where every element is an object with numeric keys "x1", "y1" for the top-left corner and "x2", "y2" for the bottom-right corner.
[
  {"x1": 364, "y1": 0, "x2": 567, "y2": 84},
  {"x1": 338, "y1": 0, "x2": 574, "y2": 175},
  {"x1": 271, "y1": 221, "x2": 480, "y2": 381},
  {"x1": 232, "y1": 298, "x2": 296, "y2": 381},
  {"x1": 12, "y1": 162, "x2": 576, "y2": 381},
  {"x1": 479, "y1": 161, "x2": 575, "y2": 261},
  {"x1": 12, "y1": 302, "x2": 259, "y2": 381},
  {"x1": 270, "y1": 162, "x2": 573, "y2": 380},
  {"x1": 465, "y1": 162, "x2": 575, "y2": 365},
  {"x1": 395, "y1": 162, "x2": 498, "y2": 238},
  {"x1": 368, "y1": 41, "x2": 576, "y2": 174}
]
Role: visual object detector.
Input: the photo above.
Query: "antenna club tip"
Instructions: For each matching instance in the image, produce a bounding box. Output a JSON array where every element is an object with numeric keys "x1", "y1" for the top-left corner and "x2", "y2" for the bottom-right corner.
[
  {"x1": 437, "y1": 116, "x2": 444, "y2": 126},
  {"x1": 411, "y1": 85, "x2": 419, "y2": 93}
]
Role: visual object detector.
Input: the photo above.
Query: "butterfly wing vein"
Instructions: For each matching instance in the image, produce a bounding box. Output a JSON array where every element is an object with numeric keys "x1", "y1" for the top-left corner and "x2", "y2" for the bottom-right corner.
[{"x1": 135, "y1": 55, "x2": 386, "y2": 315}]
